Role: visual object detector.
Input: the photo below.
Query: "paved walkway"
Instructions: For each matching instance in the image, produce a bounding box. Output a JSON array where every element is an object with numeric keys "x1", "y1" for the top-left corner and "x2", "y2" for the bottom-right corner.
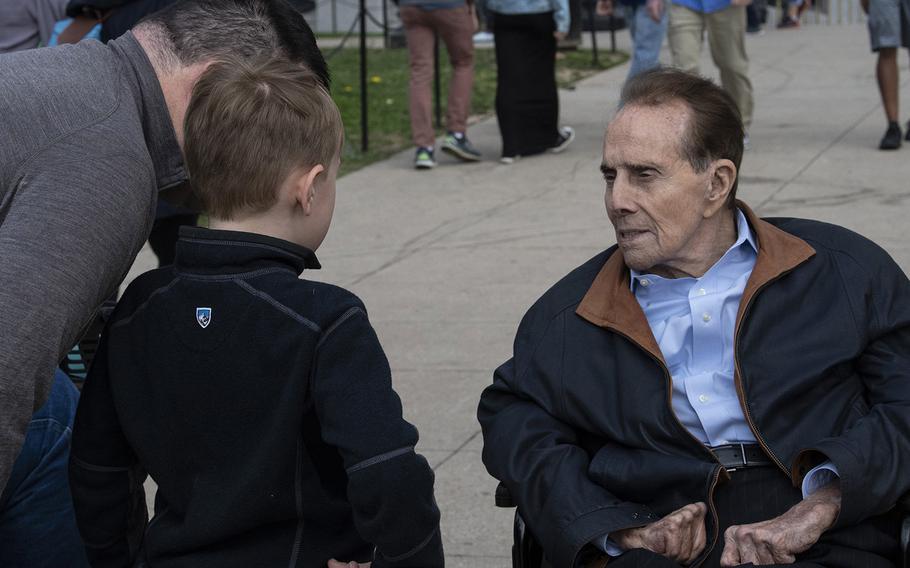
[{"x1": 126, "y1": 20, "x2": 910, "y2": 567}]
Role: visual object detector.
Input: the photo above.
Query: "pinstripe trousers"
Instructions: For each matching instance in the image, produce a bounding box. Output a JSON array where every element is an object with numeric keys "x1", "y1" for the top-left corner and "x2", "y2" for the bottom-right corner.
[{"x1": 607, "y1": 466, "x2": 901, "y2": 567}]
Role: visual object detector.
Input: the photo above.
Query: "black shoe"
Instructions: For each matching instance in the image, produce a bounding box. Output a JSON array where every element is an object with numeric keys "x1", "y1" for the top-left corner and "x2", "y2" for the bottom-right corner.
[
  {"x1": 442, "y1": 132, "x2": 482, "y2": 161},
  {"x1": 550, "y1": 126, "x2": 575, "y2": 153},
  {"x1": 905, "y1": 121, "x2": 910, "y2": 142},
  {"x1": 880, "y1": 122, "x2": 902, "y2": 150}
]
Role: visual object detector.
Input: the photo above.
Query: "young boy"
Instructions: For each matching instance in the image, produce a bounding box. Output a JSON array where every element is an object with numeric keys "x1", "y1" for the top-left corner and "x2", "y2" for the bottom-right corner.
[{"x1": 69, "y1": 58, "x2": 444, "y2": 568}]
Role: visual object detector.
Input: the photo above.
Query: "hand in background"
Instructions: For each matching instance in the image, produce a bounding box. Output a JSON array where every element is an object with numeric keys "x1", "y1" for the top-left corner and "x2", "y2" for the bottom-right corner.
[
  {"x1": 645, "y1": 0, "x2": 664, "y2": 21},
  {"x1": 596, "y1": 0, "x2": 614, "y2": 16},
  {"x1": 612, "y1": 502, "x2": 709, "y2": 565},
  {"x1": 554, "y1": 31, "x2": 567, "y2": 41}
]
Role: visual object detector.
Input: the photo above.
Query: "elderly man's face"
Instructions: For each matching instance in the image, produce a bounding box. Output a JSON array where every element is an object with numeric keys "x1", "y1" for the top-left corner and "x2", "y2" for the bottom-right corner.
[{"x1": 602, "y1": 102, "x2": 720, "y2": 277}]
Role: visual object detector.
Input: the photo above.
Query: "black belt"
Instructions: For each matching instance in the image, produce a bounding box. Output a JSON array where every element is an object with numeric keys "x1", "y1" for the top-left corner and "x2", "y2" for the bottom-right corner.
[{"x1": 710, "y1": 443, "x2": 773, "y2": 471}]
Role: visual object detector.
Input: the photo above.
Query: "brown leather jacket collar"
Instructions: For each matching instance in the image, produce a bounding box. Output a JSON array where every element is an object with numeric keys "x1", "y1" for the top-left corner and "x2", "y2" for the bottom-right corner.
[{"x1": 575, "y1": 201, "x2": 816, "y2": 364}]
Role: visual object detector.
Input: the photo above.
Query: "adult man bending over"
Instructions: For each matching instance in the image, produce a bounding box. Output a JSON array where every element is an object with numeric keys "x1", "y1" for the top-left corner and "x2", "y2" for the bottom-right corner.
[
  {"x1": 479, "y1": 68, "x2": 909, "y2": 567},
  {"x1": 0, "y1": 0, "x2": 329, "y2": 495}
]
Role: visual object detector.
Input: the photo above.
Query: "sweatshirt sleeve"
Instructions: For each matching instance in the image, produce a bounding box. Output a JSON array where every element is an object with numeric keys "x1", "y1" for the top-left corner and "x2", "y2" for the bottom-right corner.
[
  {"x1": 312, "y1": 305, "x2": 444, "y2": 568},
  {"x1": 478, "y1": 309, "x2": 655, "y2": 568},
  {"x1": 552, "y1": 0, "x2": 570, "y2": 33},
  {"x1": 69, "y1": 326, "x2": 148, "y2": 568}
]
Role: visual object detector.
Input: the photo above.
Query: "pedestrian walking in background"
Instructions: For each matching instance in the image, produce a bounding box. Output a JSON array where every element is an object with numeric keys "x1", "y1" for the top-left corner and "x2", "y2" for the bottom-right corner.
[
  {"x1": 400, "y1": 0, "x2": 482, "y2": 169},
  {"x1": 484, "y1": 0, "x2": 575, "y2": 163},
  {"x1": 777, "y1": 0, "x2": 807, "y2": 28},
  {"x1": 861, "y1": 0, "x2": 910, "y2": 149},
  {"x1": 596, "y1": 0, "x2": 668, "y2": 81},
  {"x1": 667, "y1": 0, "x2": 754, "y2": 144}
]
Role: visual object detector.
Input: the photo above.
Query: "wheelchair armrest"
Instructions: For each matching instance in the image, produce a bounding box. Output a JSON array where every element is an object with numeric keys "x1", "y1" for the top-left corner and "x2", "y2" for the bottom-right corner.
[{"x1": 495, "y1": 481, "x2": 516, "y2": 508}]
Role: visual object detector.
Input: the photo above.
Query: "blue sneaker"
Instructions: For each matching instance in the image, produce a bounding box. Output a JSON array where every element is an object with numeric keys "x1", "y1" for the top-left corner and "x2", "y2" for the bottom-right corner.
[
  {"x1": 442, "y1": 132, "x2": 482, "y2": 162},
  {"x1": 415, "y1": 147, "x2": 437, "y2": 169}
]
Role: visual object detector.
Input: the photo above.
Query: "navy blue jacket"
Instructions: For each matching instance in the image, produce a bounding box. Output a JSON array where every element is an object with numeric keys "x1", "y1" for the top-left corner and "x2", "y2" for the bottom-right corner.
[
  {"x1": 70, "y1": 227, "x2": 443, "y2": 568},
  {"x1": 478, "y1": 204, "x2": 910, "y2": 567}
]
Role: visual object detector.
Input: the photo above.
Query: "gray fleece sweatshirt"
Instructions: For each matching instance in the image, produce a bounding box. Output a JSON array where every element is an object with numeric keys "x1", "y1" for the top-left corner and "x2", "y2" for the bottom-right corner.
[{"x1": 0, "y1": 32, "x2": 185, "y2": 493}]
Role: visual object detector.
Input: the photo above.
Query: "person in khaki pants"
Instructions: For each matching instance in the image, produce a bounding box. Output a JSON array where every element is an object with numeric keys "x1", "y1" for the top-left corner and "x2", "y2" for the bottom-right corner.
[{"x1": 668, "y1": 0, "x2": 754, "y2": 142}]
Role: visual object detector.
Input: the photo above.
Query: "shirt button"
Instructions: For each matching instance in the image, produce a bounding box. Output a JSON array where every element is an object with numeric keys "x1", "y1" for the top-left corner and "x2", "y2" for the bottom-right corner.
[
  {"x1": 698, "y1": 288, "x2": 707, "y2": 296},
  {"x1": 698, "y1": 394, "x2": 709, "y2": 403},
  {"x1": 702, "y1": 312, "x2": 711, "y2": 323},
  {"x1": 640, "y1": 278, "x2": 651, "y2": 287}
]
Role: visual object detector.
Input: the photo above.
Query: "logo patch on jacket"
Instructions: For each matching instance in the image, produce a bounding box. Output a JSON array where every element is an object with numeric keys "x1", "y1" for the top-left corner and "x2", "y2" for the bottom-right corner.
[{"x1": 196, "y1": 307, "x2": 212, "y2": 329}]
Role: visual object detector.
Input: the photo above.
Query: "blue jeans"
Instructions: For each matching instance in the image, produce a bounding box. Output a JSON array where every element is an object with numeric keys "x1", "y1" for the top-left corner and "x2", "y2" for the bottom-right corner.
[
  {"x1": 624, "y1": 2, "x2": 669, "y2": 80},
  {"x1": 0, "y1": 370, "x2": 90, "y2": 567}
]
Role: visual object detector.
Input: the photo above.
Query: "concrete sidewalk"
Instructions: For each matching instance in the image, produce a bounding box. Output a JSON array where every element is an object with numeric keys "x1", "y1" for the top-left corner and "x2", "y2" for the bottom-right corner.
[{"x1": 126, "y1": 21, "x2": 909, "y2": 567}]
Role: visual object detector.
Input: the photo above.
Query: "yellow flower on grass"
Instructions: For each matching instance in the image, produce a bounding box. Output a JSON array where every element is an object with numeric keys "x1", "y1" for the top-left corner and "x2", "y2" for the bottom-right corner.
[
  {"x1": 370, "y1": 75, "x2": 382, "y2": 84},
  {"x1": 343, "y1": 85, "x2": 353, "y2": 93}
]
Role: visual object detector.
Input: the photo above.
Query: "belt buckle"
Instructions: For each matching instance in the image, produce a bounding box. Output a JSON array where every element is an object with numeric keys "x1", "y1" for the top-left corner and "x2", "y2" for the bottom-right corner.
[{"x1": 723, "y1": 443, "x2": 749, "y2": 472}]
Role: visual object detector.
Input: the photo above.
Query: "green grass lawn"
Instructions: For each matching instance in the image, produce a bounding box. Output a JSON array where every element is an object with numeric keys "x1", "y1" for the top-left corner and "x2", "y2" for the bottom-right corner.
[{"x1": 328, "y1": 46, "x2": 628, "y2": 175}]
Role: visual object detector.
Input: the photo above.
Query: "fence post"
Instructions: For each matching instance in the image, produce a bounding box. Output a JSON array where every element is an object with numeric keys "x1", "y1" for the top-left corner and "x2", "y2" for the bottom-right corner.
[
  {"x1": 382, "y1": 0, "x2": 391, "y2": 47},
  {"x1": 360, "y1": 0, "x2": 369, "y2": 151},
  {"x1": 587, "y1": 1, "x2": 599, "y2": 64}
]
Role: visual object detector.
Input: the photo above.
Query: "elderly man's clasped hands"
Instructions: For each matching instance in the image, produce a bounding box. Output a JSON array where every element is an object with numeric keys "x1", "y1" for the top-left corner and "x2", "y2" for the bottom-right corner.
[{"x1": 608, "y1": 482, "x2": 841, "y2": 566}]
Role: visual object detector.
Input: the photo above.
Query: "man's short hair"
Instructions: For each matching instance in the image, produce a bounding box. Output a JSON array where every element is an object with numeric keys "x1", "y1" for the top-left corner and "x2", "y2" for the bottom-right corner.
[
  {"x1": 135, "y1": 0, "x2": 329, "y2": 88},
  {"x1": 618, "y1": 68, "x2": 744, "y2": 204},
  {"x1": 184, "y1": 57, "x2": 343, "y2": 220}
]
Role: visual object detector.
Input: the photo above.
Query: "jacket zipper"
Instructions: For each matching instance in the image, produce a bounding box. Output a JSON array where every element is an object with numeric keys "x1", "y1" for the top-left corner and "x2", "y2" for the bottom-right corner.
[
  {"x1": 692, "y1": 466, "x2": 725, "y2": 568},
  {"x1": 733, "y1": 278, "x2": 793, "y2": 478},
  {"x1": 605, "y1": 326, "x2": 725, "y2": 561}
]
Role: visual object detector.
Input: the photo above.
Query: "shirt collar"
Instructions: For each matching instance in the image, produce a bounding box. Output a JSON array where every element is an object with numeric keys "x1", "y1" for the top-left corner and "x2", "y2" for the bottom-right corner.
[
  {"x1": 175, "y1": 227, "x2": 321, "y2": 277},
  {"x1": 108, "y1": 32, "x2": 187, "y2": 192},
  {"x1": 630, "y1": 208, "x2": 758, "y2": 291}
]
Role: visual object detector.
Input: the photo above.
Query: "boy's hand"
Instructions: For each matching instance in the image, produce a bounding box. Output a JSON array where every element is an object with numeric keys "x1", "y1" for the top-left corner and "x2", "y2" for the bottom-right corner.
[{"x1": 328, "y1": 560, "x2": 371, "y2": 568}]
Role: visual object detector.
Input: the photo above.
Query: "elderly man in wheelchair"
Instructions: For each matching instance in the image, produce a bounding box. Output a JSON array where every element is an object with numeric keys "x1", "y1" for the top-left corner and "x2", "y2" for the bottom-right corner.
[{"x1": 478, "y1": 69, "x2": 910, "y2": 568}]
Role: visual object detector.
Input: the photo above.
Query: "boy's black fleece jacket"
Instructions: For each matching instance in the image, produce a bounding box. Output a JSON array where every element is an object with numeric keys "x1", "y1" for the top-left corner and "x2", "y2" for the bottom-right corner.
[{"x1": 69, "y1": 227, "x2": 444, "y2": 568}]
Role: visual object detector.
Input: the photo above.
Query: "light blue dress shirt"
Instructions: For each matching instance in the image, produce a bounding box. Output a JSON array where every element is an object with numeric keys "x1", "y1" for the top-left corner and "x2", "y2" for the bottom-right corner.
[
  {"x1": 482, "y1": 0, "x2": 571, "y2": 33},
  {"x1": 670, "y1": 0, "x2": 732, "y2": 15},
  {"x1": 597, "y1": 209, "x2": 837, "y2": 556},
  {"x1": 630, "y1": 209, "x2": 758, "y2": 446}
]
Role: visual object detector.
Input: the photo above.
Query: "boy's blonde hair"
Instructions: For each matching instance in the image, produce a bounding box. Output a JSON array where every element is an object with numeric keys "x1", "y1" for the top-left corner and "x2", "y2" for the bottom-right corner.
[{"x1": 184, "y1": 57, "x2": 343, "y2": 220}]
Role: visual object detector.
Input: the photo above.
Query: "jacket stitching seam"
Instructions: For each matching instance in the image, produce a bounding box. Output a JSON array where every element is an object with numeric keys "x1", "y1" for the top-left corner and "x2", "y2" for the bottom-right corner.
[
  {"x1": 316, "y1": 307, "x2": 364, "y2": 350},
  {"x1": 377, "y1": 526, "x2": 439, "y2": 562},
  {"x1": 181, "y1": 237, "x2": 311, "y2": 263},
  {"x1": 287, "y1": 437, "x2": 305, "y2": 568},
  {"x1": 346, "y1": 446, "x2": 414, "y2": 474},
  {"x1": 234, "y1": 280, "x2": 321, "y2": 332},
  {"x1": 71, "y1": 455, "x2": 132, "y2": 473},
  {"x1": 111, "y1": 278, "x2": 181, "y2": 330},
  {"x1": 175, "y1": 267, "x2": 297, "y2": 281}
]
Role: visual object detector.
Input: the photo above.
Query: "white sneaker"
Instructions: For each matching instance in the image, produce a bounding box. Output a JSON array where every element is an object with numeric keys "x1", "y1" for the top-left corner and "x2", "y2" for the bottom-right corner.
[
  {"x1": 551, "y1": 126, "x2": 575, "y2": 153},
  {"x1": 500, "y1": 155, "x2": 519, "y2": 164},
  {"x1": 473, "y1": 31, "x2": 494, "y2": 43}
]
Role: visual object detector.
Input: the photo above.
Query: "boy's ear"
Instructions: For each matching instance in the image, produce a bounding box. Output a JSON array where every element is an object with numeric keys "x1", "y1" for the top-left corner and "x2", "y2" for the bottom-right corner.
[{"x1": 293, "y1": 165, "x2": 326, "y2": 215}]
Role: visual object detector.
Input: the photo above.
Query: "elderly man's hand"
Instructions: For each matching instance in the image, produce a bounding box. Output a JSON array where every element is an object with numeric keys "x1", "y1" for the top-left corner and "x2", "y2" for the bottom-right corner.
[
  {"x1": 720, "y1": 481, "x2": 841, "y2": 566},
  {"x1": 327, "y1": 560, "x2": 371, "y2": 568},
  {"x1": 612, "y1": 502, "x2": 708, "y2": 564}
]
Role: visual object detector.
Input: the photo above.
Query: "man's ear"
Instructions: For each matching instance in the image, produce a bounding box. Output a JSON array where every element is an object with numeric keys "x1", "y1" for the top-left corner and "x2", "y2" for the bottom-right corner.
[
  {"x1": 705, "y1": 158, "x2": 736, "y2": 216},
  {"x1": 293, "y1": 164, "x2": 326, "y2": 215}
]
